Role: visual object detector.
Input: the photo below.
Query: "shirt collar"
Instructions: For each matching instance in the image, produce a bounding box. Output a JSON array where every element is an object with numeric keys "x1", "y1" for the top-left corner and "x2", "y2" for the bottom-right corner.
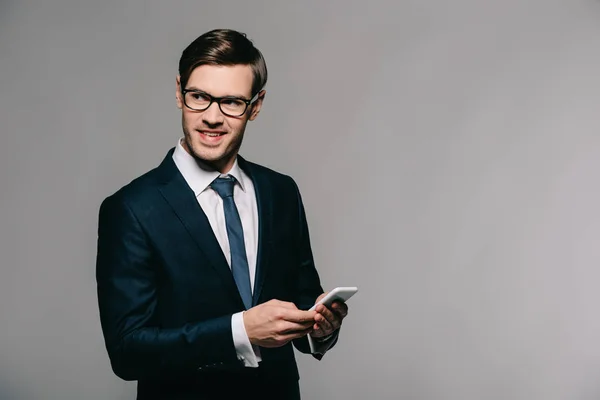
[{"x1": 172, "y1": 138, "x2": 247, "y2": 197}]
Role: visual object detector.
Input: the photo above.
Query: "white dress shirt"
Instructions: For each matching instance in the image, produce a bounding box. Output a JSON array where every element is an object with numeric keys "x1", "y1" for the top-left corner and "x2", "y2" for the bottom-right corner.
[
  {"x1": 172, "y1": 139, "x2": 261, "y2": 367},
  {"x1": 172, "y1": 139, "x2": 334, "y2": 367}
]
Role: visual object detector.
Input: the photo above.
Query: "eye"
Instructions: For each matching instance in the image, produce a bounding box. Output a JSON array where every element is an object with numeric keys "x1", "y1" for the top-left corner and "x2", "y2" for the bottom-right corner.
[
  {"x1": 222, "y1": 98, "x2": 245, "y2": 106},
  {"x1": 190, "y1": 92, "x2": 211, "y2": 101}
]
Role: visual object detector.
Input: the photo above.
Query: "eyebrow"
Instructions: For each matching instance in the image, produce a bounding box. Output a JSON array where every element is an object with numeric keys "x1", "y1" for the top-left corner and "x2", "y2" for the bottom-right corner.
[{"x1": 185, "y1": 87, "x2": 251, "y2": 99}]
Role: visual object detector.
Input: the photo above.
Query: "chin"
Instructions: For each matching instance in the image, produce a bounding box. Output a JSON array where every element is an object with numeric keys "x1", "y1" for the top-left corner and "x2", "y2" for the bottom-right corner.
[
  {"x1": 192, "y1": 149, "x2": 223, "y2": 161},
  {"x1": 187, "y1": 140, "x2": 222, "y2": 155}
]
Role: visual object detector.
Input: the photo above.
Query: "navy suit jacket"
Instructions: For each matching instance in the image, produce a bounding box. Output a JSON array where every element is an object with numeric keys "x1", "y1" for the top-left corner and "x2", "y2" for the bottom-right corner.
[{"x1": 96, "y1": 149, "x2": 335, "y2": 398}]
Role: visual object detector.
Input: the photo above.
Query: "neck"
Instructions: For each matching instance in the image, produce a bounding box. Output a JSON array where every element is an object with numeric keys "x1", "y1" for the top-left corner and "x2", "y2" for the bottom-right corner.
[{"x1": 208, "y1": 157, "x2": 236, "y2": 174}]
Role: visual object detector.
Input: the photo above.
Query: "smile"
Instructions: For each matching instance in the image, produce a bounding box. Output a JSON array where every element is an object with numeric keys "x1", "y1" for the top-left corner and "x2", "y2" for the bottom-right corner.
[{"x1": 198, "y1": 130, "x2": 226, "y2": 137}]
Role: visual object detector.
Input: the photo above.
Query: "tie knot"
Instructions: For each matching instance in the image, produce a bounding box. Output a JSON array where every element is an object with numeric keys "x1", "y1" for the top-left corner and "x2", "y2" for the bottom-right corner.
[{"x1": 211, "y1": 176, "x2": 236, "y2": 199}]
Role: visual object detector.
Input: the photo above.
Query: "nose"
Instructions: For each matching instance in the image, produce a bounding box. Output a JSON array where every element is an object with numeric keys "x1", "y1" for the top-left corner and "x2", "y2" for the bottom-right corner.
[{"x1": 202, "y1": 101, "x2": 225, "y2": 126}]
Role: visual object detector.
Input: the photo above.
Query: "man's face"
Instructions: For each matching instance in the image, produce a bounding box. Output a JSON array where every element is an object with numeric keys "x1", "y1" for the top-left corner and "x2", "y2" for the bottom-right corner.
[{"x1": 175, "y1": 64, "x2": 264, "y2": 172}]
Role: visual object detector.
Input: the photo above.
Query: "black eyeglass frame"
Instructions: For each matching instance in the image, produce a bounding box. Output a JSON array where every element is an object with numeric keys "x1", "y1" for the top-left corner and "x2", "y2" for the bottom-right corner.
[{"x1": 181, "y1": 89, "x2": 260, "y2": 117}]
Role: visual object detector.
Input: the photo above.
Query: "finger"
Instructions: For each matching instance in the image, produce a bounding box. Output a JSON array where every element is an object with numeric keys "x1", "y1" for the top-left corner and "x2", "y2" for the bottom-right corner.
[
  {"x1": 312, "y1": 323, "x2": 323, "y2": 336},
  {"x1": 316, "y1": 305, "x2": 342, "y2": 331},
  {"x1": 315, "y1": 312, "x2": 334, "y2": 333},
  {"x1": 312, "y1": 323, "x2": 331, "y2": 338},
  {"x1": 280, "y1": 327, "x2": 313, "y2": 341},
  {"x1": 280, "y1": 308, "x2": 317, "y2": 323},
  {"x1": 279, "y1": 319, "x2": 316, "y2": 334},
  {"x1": 315, "y1": 307, "x2": 343, "y2": 333},
  {"x1": 331, "y1": 301, "x2": 348, "y2": 318}
]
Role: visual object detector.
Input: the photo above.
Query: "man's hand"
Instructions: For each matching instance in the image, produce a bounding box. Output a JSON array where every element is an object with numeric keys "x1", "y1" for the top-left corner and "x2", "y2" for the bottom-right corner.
[
  {"x1": 311, "y1": 292, "x2": 349, "y2": 338},
  {"x1": 243, "y1": 300, "x2": 316, "y2": 348}
]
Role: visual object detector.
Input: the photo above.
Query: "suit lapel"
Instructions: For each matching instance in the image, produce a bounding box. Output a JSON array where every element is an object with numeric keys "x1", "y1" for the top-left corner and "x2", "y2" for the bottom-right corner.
[
  {"x1": 238, "y1": 157, "x2": 273, "y2": 306},
  {"x1": 156, "y1": 149, "x2": 245, "y2": 308}
]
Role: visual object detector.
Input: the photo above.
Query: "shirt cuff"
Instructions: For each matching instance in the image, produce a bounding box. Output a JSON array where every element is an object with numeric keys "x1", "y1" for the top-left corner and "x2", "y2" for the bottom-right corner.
[
  {"x1": 231, "y1": 312, "x2": 259, "y2": 368},
  {"x1": 308, "y1": 331, "x2": 337, "y2": 355}
]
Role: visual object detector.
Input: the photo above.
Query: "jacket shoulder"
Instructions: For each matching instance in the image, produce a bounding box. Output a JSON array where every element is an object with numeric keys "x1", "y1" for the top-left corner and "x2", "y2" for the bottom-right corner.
[
  {"x1": 100, "y1": 165, "x2": 163, "y2": 210},
  {"x1": 242, "y1": 159, "x2": 299, "y2": 190}
]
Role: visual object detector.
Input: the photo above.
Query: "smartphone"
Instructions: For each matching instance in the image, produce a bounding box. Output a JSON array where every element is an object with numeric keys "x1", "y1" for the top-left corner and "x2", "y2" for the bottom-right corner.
[{"x1": 309, "y1": 286, "x2": 358, "y2": 311}]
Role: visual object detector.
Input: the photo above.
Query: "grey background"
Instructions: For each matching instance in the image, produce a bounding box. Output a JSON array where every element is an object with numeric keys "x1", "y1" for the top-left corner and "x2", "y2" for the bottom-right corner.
[{"x1": 1, "y1": 0, "x2": 600, "y2": 399}]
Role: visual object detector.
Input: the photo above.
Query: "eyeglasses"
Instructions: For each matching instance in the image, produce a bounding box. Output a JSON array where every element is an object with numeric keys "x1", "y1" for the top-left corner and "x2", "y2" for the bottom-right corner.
[{"x1": 181, "y1": 89, "x2": 259, "y2": 117}]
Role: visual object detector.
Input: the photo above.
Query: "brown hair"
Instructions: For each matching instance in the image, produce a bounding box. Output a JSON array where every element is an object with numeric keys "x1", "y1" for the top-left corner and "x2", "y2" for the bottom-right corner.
[{"x1": 178, "y1": 29, "x2": 268, "y2": 96}]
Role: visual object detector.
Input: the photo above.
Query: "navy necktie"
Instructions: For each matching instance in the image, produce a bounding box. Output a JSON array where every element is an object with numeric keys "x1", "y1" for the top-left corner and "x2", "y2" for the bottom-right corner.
[{"x1": 210, "y1": 176, "x2": 253, "y2": 309}]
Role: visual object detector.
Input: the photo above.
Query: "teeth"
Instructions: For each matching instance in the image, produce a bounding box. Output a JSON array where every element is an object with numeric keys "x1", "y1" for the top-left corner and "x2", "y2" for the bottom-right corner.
[{"x1": 204, "y1": 132, "x2": 221, "y2": 137}]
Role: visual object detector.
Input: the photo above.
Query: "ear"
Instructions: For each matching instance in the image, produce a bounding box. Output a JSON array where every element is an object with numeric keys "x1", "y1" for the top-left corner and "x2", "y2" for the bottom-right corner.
[
  {"x1": 248, "y1": 90, "x2": 266, "y2": 121},
  {"x1": 175, "y1": 76, "x2": 183, "y2": 109}
]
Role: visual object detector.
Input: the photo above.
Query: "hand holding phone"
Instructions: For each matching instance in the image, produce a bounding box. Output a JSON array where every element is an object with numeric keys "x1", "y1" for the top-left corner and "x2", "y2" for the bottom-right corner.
[{"x1": 309, "y1": 286, "x2": 358, "y2": 311}]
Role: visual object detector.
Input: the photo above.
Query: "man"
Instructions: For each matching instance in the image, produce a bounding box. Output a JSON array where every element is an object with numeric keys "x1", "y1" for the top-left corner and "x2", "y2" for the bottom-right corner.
[{"x1": 96, "y1": 29, "x2": 349, "y2": 400}]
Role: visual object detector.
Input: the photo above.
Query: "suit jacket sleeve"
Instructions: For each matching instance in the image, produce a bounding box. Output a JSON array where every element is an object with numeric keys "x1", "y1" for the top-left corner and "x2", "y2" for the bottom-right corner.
[
  {"x1": 287, "y1": 178, "x2": 340, "y2": 357},
  {"x1": 96, "y1": 194, "x2": 240, "y2": 381}
]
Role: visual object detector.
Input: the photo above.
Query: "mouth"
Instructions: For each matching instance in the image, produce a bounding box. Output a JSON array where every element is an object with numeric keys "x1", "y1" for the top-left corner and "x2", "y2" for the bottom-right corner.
[
  {"x1": 196, "y1": 130, "x2": 228, "y2": 144},
  {"x1": 198, "y1": 130, "x2": 227, "y2": 137}
]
